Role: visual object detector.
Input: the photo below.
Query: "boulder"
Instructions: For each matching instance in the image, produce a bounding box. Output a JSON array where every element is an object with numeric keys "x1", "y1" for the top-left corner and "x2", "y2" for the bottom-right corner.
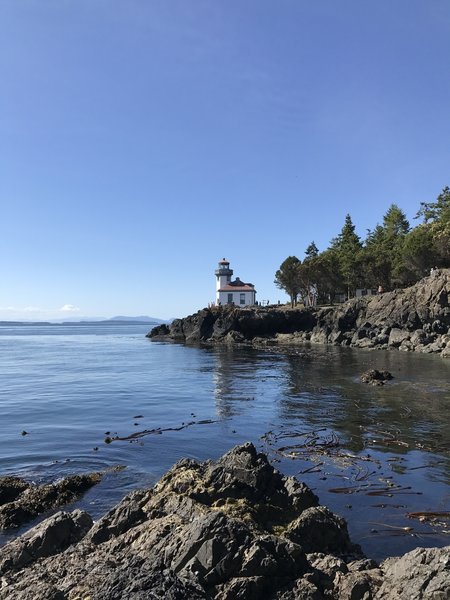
[
  {"x1": 376, "y1": 546, "x2": 450, "y2": 599},
  {"x1": 286, "y1": 506, "x2": 357, "y2": 554},
  {"x1": 360, "y1": 369, "x2": 393, "y2": 386},
  {"x1": 0, "y1": 510, "x2": 92, "y2": 575},
  {"x1": 388, "y1": 328, "x2": 411, "y2": 348}
]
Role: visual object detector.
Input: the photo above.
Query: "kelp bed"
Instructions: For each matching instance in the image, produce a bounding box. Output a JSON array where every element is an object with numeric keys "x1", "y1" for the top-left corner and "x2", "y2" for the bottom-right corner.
[{"x1": 261, "y1": 426, "x2": 450, "y2": 539}]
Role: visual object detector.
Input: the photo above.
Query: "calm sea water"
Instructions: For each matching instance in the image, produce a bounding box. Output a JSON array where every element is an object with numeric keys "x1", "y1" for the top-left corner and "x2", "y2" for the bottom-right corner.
[{"x1": 0, "y1": 322, "x2": 449, "y2": 561}]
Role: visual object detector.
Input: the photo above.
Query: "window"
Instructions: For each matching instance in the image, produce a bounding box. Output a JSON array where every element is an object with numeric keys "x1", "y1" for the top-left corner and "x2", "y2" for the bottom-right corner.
[
  {"x1": 227, "y1": 275, "x2": 231, "y2": 282},
  {"x1": 240, "y1": 293, "x2": 245, "y2": 304},
  {"x1": 227, "y1": 293, "x2": 233, "y2": 304}
]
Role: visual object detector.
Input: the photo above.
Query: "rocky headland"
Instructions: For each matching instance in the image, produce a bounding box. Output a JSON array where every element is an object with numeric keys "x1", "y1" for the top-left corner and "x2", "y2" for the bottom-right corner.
[
  {"x1": 148, "y1": 270, "x2": 450, "y2": 357},
  {"x1": 1, "y1": 443, "x2": 448, "y2": 599}
]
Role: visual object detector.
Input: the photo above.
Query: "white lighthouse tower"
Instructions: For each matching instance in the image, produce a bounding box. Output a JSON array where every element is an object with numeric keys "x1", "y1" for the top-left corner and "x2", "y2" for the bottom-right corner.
[
  {"x1": 215, "y1": 258, "x2": 233, "y2": 296},
  {"x1": 215, "y1": 258, "x2": 256, "y2": 307}
]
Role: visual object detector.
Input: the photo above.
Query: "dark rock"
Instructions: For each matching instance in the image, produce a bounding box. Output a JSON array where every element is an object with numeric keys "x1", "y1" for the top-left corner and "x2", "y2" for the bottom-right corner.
[
  {"x1": 0, "y1": 476, "x2": 29, "y2": 505},
  {"x1": 333, "y1": 569, "x2": 383, "y2": 599},
  {"x1": 278, "y1": 578, "x2": 324, "y2": 599},
  {"x1": 286, "y1": 506, "x2": 358, "y2": 554},
  {"x1": 2, "y1": 582, "x2": 67, "y2": 600},
  {"x1": 360, "y1": 369, "x2": 393, "y2": 386},
  {"x1": 146, "y1": 323, "x2": 170, "y2": 338},
  {"x1": 0, "y1": 509, "x2": 92, "y2": 575},
  {"x1": 0, "y1": 445, "x2": 448, "y2": 599},
  {"x1": 87, "y1": 489, "x2": 150, "y2": 544},
  {"x1": 0, "y1": 472, "x2": 102, "y2": 529},
  {"x1": 347, "y1": 558, "x2": 379, "y2": 571},
  {"x1": 307, "y1": 552, "x2": 348, "y2": 577}
]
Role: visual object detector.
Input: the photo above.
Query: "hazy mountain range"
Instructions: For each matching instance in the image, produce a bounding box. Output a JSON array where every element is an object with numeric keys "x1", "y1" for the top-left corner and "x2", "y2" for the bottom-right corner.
[{"x1": 0, "y1": 315, "x2": 169, "y2": 325}]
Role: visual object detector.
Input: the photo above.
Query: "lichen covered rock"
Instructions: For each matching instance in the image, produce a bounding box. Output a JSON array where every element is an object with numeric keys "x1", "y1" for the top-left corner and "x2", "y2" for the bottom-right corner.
[{"x1": 0, "y1": 444, "x2": 448, "y2": 599}]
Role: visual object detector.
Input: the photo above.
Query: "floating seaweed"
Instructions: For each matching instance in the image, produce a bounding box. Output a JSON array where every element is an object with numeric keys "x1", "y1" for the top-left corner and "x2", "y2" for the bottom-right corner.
[
  {"x1": 105, "y1": 419, "x2": 217, "y2": 443},
  {"x1": 407, "y1": 511, "x2": 450, "y2": 521}
]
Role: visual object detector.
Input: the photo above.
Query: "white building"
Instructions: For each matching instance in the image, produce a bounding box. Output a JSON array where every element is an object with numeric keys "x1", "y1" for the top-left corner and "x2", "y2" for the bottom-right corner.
[{"x1": 215, "y1": 259, "x2": 256, "y2": 307}]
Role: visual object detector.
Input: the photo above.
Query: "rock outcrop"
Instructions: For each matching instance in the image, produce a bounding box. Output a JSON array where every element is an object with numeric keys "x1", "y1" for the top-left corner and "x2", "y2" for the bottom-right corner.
[
  {"x1": 0, "y1": 444, "x2": 448, "y2": 599},
  {"x1": 360, "y1": 369, "x2": 393, "y2": 386},
  {"x1": 148, "y1": 270, "x2": 450, "y2": 357},
  {"x1": 0, "y1": 473, "x2": 102, "y2": 529}
]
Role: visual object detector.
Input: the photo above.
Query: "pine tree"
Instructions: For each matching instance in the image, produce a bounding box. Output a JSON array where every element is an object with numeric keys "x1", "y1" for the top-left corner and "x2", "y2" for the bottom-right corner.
[
  {"x1": 415, "y1": 187, "x2": 450, "y2": 265},
  {"x1": 330, "y1": 214, "x2": 362, "y2": 298},
  {"x1": 304, "y1": 241, "x2": 319, "y2": 261},
  {"x1": 363, "y1": 205, "x2": 410, "y2": 289}
]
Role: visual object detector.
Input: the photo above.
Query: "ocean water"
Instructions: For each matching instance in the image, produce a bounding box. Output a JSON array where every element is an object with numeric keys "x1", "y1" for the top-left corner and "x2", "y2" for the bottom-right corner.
[{"x1": 0, "y1": 322, "x2": 449, "y2": 561}]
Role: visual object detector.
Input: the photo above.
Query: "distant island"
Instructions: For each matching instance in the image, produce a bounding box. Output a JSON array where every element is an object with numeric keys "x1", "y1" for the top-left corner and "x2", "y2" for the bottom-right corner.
[{"x1": 0, "y1": 316, "x2": 167, "y2": 326}]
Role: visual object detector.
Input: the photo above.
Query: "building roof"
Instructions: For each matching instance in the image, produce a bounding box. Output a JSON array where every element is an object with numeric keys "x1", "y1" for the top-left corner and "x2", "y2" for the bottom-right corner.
[
  {"x1": 219, "y1": 282, "x2": 255, "y2": 292},
  {"x1": 219, "y1": 277, "x2": 255, "y2": 292},
  {"x1": 218, "y1": 258, "x2": 229, "y2": 265}
]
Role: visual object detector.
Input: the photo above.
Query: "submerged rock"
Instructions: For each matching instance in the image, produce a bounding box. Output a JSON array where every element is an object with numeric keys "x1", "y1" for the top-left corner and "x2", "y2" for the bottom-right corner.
[
  {"x1": 360, "y1": 369, "x2": 394, "y2": 386},
  {"x1": 0, "y1": 444, "x2": 448, "y2": 599}
]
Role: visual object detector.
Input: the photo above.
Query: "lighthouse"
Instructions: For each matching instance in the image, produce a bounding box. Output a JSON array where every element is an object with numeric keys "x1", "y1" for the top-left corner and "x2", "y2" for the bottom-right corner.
[
  {"x1": 215, "y1": 258, "x2": 233, "y2": 294},
  {"x1": 215, "y1": 259, "x2": 256, "y2": 306}
]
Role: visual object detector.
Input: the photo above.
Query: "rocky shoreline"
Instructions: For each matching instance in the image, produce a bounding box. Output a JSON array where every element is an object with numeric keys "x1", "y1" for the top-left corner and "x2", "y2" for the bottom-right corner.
[
  {"x1": 148, "y1": 270, "x2": 450, "y2": 357},
  {"x1": 1, "y1": 444, "x2": 448, "y2": 599},
  {"x1": 0, "y1": 473, "x2": 102, "y2": 530}
]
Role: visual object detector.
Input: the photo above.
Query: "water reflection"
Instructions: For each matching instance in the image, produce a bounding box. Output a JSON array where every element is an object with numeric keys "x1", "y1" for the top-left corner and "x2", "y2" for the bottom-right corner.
[
  {"x1": 212, "y1": 346, "x2": 262, "y2": 418},
  {"x1": 278, "y1": 346, "x2": 450, "y2": 459},
  {"x1": 210, "y1": 343, "x2": 450, "y2": 559}
]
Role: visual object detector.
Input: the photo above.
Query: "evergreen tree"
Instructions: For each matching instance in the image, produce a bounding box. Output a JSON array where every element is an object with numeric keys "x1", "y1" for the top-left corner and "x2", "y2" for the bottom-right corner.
[
  {"x1": 363, "y1": 204, "x2": 410, "y2": 289},
  {"x1": 383, "y1": 204, "x2": 410, "y2": 236},
  {"x1": 363, "y1": 225, "x2": 390, "y2": 289},
  {"x1": 310, "y1": 250, "x2": 342, "y2": 304},
  {"x1": 401, "y1": 225, "x2": 437, "y2": 282},
  {"x1": 383, "y1": 205, "x2": 410, "y2": 286},
  {"x1": 330, "y1": 214, "x2": 363, "y2": 298},
  {"x1": 274, "y1": 256, "x2": 302, "y2": 307},
  {"x1": 304, "y1": 241, "x2": 319, "y2": 261},
  {"x1": 415, "y1": 187, "x2": 450, "y2": 265},
  {"x1": 416, "y1": 186, "x2": 450, "y2": 224}
]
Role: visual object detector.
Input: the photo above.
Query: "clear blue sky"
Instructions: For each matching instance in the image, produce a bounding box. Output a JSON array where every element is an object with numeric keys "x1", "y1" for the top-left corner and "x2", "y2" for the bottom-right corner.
[{"x1": 1, "y1": 1, "x2": 449, "y2": 320}]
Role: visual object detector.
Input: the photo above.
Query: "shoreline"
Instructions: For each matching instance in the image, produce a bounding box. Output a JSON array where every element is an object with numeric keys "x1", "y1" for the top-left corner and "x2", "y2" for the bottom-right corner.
[
  {"x1": 148, "y1": 269, "x2": 450, "y2": 358},
  {"x1": 1, "y1": 444, "x2": 448, "y2": 598}
]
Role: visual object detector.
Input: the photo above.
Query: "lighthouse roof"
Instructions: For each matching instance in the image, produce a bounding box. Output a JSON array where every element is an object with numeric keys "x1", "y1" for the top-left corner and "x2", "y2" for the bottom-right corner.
[
  {"x1": 219, "y1": 258, "x2": 229, "y2": 265},
  {"x1": 218, "y1": 277, "x2": 255, "y2": 292}
]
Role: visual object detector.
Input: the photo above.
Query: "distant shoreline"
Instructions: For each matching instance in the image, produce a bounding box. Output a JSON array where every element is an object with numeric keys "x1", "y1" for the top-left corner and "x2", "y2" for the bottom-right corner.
[{"x1": 0, "y1": 319, "x2": 164, "y2": 327}]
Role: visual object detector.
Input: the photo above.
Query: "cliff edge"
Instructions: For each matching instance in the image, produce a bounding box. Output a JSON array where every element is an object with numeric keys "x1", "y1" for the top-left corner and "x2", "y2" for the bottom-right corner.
[{"x1": 148, "y1": 269, "x2": 450, "y2": 357}]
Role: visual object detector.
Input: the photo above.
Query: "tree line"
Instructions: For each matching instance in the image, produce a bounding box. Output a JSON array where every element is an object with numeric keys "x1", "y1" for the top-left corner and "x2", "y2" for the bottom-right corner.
[{"x1": 275, "y1": 186, "x2": 450, "y2": 307}]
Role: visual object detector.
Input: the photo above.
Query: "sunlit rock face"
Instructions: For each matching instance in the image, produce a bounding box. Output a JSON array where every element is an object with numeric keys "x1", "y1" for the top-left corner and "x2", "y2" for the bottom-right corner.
[
  {"x1": 1, "y1": 443, "x2": 449, "y2": 599},
  {"x1": 148, "y1": 270, "x2": 450, "y2": 357}
]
